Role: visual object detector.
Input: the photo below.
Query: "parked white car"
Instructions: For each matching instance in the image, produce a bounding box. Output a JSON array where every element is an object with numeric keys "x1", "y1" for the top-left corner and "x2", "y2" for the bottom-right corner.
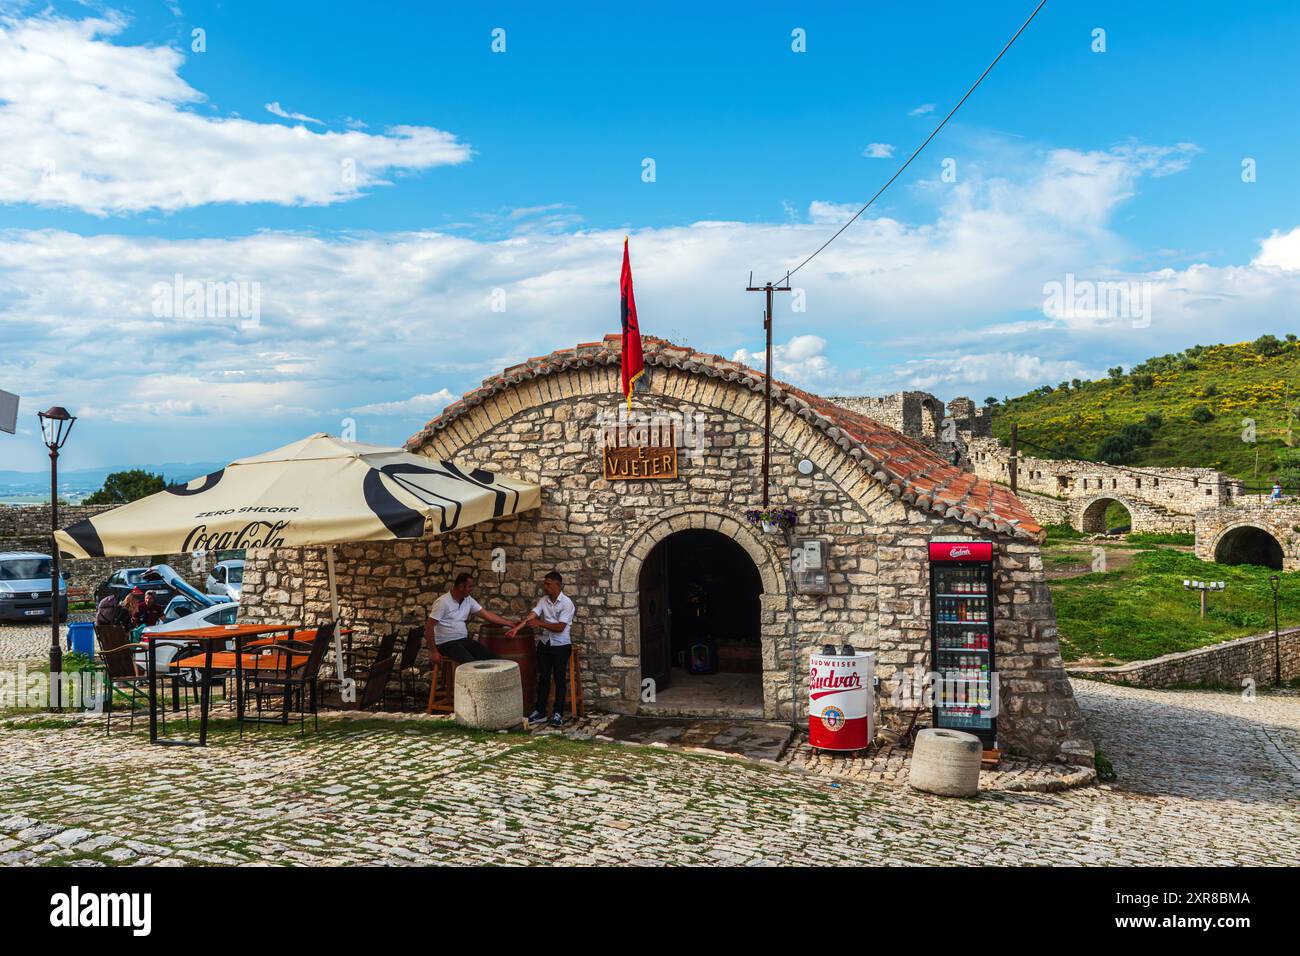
[
  {"x1": 205, "y1": 559, "x2": 244, "y2": 601},
  {"x1": 136, "y1": 600, "x2": 239, "y2": 681}
]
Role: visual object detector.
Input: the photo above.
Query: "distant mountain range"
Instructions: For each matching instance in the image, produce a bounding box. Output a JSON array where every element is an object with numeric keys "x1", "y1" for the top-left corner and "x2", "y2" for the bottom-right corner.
[{"x1": 0, "y1": 462, "x2": 227, "y2": 503}]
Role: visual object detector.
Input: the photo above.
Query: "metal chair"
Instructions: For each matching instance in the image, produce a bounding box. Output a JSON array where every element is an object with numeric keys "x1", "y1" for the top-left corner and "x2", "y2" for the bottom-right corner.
[
  {"x1": 324, "y1": 655, "x2": 395, "y2": 711},
  {"x1": 95, "y1": 623, "x2": 159, "y2": 735},
  {"x1": 241, "y1": 622, "x2": 335, "y2": 737},
  {"x1": 391, "y1": 625, "x2": 424, "y2": 710}
]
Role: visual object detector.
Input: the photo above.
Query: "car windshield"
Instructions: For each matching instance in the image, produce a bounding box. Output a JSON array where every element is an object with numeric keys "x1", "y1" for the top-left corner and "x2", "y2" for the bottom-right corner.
[
  {"x1": 124, "y1": 570, "x2": 145, "y2": 584},
  {"x1": 227, "y1": 566, "x2": 244, "y2": 584},
  {"x1": 0, "y1": 558, "x2": 52, "y2": 581}
]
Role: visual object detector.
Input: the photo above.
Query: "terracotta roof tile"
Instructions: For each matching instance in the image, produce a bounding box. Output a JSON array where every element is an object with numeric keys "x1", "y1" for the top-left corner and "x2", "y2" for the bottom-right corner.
[{"x1": 406, "y1": 338, "x2": 1041, "y2": 539}]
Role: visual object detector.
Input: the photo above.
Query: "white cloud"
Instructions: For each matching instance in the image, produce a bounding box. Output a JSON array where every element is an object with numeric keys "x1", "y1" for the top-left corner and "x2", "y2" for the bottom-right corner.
[
  {"x1": 4, "y1": 136, "x2": 1298, "y2": 456},
  {"x1": 0, "y1": 14, "x2": 471, "y2": 214},
  {"x1": 732, "y1": 335, "x2": 835, "y2": 386},
  {"x1": 265, "y1": 101, "x2": 324, "y2": 125},
  {"x1": 863, "y1": 143, "x2": 895, "y2": 159},
  {"x1": 883, "y1": 353, "x2": 1100, "y2": 393},
  {"x1": 1254, "y1": 227, "x2": 1300, "y2": 271},
  {"x1": 352, "y1": 389, "x2": 457, "y2": 417},
  {"x1": 909, "y1": 103, "x2": 936, "y2": 116}
]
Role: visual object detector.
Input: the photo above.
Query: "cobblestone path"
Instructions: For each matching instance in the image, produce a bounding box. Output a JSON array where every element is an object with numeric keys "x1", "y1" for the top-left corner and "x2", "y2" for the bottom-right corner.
[{"x1": 0, "y1": 679, "x2": 1295, "y2": 865}]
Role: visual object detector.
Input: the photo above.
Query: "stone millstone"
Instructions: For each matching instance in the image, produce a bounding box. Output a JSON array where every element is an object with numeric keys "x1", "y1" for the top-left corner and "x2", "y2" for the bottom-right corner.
[
  {"x1": 454, "y1": 660, "x2": 523, "y2": 730},
  {"x1": 907, "y1": 728, "x2": 982, "y2": 797}
]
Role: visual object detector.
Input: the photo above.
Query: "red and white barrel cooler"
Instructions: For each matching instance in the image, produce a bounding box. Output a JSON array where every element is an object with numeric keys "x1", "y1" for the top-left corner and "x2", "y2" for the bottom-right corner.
[{"x1": 808, "y1": 651, "x2": 875, "y2": 751}]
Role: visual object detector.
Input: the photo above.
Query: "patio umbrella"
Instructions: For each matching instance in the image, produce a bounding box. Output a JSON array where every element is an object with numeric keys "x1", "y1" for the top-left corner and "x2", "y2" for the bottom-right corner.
[{"x1": 55, "y1": 433, "x2": 541, "y2": 694}]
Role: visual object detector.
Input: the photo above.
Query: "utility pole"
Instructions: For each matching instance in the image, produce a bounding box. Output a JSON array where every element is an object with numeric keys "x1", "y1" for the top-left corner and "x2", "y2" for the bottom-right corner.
[
  {"x1": 1008, "y1": 422, "x2": 1019, "y2": 494},
  {"x1": 746, "y1": 274, "x2": 792, "y2": 508}
]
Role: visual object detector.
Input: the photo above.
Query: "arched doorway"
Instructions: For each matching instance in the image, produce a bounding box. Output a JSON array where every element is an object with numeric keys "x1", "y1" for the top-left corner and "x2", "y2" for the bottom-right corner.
[
  {"x1": 638, "y1": 529, "x2": 764, "y2": 717},
  {"x1": 1214, "y1": 525, "x2": 1284, "y2": 569},
  {"x1": 1080, "y1": 497, "x2": 1133, "y2": 535}
]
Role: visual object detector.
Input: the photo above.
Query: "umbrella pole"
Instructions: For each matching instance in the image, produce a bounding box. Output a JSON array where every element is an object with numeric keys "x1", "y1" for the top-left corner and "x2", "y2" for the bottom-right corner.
[{"x1": 326, "y1": 546, "x2": 354, "y2": 703}]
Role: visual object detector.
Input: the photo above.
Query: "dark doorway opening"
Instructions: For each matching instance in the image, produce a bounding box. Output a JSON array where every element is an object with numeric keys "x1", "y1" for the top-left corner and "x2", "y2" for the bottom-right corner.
[
  {"x1": 638, "y1": 529, "x2": 764, "y2": 716},
  {"x1": 1214, "y1": 526, "x2": 1284, "y2": 569}
]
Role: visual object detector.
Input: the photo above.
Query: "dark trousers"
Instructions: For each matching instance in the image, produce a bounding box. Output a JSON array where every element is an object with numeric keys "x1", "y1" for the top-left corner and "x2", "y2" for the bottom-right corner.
[
  {"x1": 534, "y1": 643, "x2": 571, "y2": 716},
  {"x1": 437, "y1": 638, "x2": 496, "y2": 663}
]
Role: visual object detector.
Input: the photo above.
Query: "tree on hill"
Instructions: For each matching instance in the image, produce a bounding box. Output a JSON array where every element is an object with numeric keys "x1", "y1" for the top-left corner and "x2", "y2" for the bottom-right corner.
[{"x1": 83, "y1": 469, "x2": 166, "y2": 505}]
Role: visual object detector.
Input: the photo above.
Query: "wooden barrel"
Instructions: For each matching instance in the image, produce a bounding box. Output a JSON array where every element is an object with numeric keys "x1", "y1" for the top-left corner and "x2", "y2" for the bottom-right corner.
[{"x1": 480, "y1": 623, "x2": 536, "y2": 712}]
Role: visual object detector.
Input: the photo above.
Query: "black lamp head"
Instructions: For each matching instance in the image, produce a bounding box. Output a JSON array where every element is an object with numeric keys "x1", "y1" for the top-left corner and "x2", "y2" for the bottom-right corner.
[{"x1": 37, "y1": 406, "x2": 76, "y2": 449}]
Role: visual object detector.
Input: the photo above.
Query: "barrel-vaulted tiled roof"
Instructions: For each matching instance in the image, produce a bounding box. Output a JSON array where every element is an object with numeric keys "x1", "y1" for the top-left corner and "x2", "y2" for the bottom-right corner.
[{"x1": 407, "y1": 334, "x2": 1042, "y2": 539}]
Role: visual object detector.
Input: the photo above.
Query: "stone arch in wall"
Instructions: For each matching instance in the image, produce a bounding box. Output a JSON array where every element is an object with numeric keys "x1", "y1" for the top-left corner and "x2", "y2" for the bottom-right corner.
[
  {"x1": 1077, "y1": 495, "x2": 1136, "y2": 534},
  {"x1": 1211, "y1": 522, "x2": 1285, "y2": 570},
  {"x1": 612, "y1": 505, "x2": 790, "y2": 718},
  {"x1": 919, "y1": 396, "x2": 943, "y2": 443}
]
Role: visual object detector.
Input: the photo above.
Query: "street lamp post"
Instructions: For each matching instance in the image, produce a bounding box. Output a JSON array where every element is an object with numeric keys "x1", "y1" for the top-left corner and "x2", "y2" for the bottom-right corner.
[
  {"x1": 1269, "y1": 574, "x2": 1281, "y2": 687},
  {"x1": 38, "y1": 406, "x2": 75, "y2": 711}
]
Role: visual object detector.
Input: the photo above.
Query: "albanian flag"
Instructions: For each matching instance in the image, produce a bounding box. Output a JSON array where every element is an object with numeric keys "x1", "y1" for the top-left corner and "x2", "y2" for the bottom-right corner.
[{"x1": 620, "y1": 236, "x2": 644, "y2": 410}]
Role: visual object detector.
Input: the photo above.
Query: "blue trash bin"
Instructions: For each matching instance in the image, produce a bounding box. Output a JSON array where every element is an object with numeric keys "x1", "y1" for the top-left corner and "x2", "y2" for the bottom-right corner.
[{"x1": 66, "y1": 621, "x2": 96, "y2": 657}]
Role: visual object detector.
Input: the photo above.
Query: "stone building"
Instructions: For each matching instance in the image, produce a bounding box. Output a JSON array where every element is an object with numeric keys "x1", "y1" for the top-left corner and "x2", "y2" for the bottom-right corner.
[{"x1": 240, "y1": 335, "x2": 1093, "y2": 766}]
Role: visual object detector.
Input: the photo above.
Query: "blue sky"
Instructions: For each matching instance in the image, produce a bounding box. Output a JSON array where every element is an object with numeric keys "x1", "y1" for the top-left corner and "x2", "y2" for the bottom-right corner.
[{"x1": 1, "y1": 0, "x2": 1298, "y2": 474}]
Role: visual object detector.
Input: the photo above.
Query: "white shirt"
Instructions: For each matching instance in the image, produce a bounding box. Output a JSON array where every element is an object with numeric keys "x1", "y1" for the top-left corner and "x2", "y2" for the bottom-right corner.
[
  {"x1": 428, "y1": 592, "x2": 482, "y2": 645},
  {"x1": 531, "y1": 592, "x2": 576, "y2": 646}
]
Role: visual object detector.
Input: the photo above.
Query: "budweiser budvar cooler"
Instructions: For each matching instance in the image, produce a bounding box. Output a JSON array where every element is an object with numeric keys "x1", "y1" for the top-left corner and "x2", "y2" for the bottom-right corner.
[{"x1": 808, "y1": 651, "x2": 875, "y2": 751}]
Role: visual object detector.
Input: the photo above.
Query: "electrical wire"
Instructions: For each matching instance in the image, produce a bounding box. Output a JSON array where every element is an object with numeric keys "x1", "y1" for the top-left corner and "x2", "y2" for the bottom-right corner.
[{"x1": 770, "y1": 0, "x2": 1050, "y2": 285}]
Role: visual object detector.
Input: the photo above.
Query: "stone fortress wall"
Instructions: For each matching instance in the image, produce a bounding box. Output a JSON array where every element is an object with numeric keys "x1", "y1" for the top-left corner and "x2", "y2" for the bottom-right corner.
[{"x1": 829, "y1": 393, "x2": 1242, "y2": 536}]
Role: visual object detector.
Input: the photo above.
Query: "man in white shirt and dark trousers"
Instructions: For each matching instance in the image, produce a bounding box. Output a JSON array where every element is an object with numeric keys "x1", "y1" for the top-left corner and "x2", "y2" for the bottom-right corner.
[
  {"x1": 426, "y1": 573, "x2": 516, "y2": 663},
  {"x1": 508, "y1": 571, "x2": 576, "y2": 727}
]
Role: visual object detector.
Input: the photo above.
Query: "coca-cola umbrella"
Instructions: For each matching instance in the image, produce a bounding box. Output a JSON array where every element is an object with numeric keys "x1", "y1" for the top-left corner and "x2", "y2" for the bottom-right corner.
[{"x1": 54, "y1": 433, "x2": 541, "y2": 693}]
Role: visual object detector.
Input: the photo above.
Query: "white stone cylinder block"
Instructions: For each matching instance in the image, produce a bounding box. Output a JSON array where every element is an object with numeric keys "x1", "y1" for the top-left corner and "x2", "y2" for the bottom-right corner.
[
  {"x1": 454, "y1": 660, "x2": 523, "y2": 730},
  {"x1": 907, "y1": 728, "x2": 982, "y2": 797}
]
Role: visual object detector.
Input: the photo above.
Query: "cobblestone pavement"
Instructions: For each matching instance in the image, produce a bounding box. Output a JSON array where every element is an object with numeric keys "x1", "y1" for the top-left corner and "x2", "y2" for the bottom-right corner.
[
  {"x1": 0, "y1": 679, "x2": 1295, "y2": 866},
  {"x1": 0, "y1": 616, "x2": 93, "y2": 664}
]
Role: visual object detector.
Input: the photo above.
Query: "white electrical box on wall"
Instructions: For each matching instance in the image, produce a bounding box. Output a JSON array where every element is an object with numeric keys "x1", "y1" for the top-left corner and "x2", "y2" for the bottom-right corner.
[{"x1": 793, "y1": 537, "x2": 829, "y2": 594}]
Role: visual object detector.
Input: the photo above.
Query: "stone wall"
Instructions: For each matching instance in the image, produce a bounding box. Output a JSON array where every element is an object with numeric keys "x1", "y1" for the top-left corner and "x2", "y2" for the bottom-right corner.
[
  {"x1": 966, "y1": 437, "x2": 1237, "y2": 519},
  {"x1": 829, "y1": 389, "x2": 1239, "y2": 532},
  {"x1": 1068, "y1": 628, "x2": 1300, "y2": 689},
  {"x1": 0, "y1": 503, "x2": 219, "y2": 593},
  {"x1": 1194, "y1": 504, "x2": 1300, "y2": 570},
  {"x1": 241, "y1": 352, "x2": 1093, "y2": 766}
]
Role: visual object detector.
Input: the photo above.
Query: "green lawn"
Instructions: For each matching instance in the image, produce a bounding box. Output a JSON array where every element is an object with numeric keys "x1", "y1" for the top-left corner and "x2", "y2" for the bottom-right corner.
[{"x1": 1049, "y1": 546, "x2": 1298, "y2": 664}]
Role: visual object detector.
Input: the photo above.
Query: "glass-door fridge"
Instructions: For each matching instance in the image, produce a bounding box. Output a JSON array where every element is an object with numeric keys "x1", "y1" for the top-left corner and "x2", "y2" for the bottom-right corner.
[{"x1": 927, "y1": 540, "x2": 997, "y2": 748}]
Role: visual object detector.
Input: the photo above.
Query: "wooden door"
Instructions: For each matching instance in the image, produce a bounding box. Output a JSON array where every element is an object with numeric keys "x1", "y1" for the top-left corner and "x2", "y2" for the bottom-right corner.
[{"x1": 639, "y1": 545, "x2": 671, "y2": 693}]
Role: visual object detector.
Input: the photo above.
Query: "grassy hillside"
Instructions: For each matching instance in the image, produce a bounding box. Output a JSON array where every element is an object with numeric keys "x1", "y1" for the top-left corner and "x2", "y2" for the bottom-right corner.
[{"x1": 988, "y1": 336, "x2": 1300, "y2": 488}]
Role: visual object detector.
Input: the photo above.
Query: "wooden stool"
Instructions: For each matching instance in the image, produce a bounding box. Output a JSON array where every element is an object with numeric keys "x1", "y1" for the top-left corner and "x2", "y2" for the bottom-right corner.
[
  {"x1": 544, "y1": 646, "x2": 585, "y2": 719},
  {"x1": 425, "y1": 642, "x2": 458, "y2": 714}
]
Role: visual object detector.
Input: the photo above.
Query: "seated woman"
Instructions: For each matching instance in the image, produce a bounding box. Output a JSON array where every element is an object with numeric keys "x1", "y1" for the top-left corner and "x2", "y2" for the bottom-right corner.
[{"x1": 95, "y1": 594, "x2": 131, "y2": 629}]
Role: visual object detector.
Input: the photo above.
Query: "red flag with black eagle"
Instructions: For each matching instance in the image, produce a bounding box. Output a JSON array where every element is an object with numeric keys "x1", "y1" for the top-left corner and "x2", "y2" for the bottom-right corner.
[{"x1": 620, "y1": 236, "x2": 644, "y2": 410}]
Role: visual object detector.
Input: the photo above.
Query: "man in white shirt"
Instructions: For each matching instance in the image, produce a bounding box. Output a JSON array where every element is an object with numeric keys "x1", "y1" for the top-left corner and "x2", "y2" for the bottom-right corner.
[
  {"x1": 425, "y1": 573, "x2": 516, "y2": 663},
  {"x1": 507, "y1": 571, "x2": 576, "y2": 727}
]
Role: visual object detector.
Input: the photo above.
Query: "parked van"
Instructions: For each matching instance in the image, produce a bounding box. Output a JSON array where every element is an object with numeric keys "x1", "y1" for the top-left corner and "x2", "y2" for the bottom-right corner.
[{"x1": 0, "y1": 552, "x2": 68, "y2": 622}]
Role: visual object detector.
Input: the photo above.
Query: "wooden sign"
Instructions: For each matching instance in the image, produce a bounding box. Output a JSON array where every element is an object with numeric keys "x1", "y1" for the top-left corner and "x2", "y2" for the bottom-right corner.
[{"x1": 604, "y1": 444, "x2": 678, "y2": 480}]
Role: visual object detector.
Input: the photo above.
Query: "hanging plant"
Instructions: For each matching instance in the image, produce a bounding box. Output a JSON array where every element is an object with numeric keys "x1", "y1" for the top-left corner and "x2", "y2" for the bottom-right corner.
[{"x1": 744, "y1": 507, "x2": 798, "y2": 533}]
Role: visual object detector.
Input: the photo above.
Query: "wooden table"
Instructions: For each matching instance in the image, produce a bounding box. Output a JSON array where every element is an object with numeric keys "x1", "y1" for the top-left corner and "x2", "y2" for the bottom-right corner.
[{"x1": 145, "y1": 623, "x2": 303, "y2": 747}]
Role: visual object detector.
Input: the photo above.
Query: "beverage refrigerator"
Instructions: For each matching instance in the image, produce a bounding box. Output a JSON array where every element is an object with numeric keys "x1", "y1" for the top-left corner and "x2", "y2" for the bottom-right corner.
[{"x1": 927, "y1": 539, "x2": 997, "y2": 748}]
